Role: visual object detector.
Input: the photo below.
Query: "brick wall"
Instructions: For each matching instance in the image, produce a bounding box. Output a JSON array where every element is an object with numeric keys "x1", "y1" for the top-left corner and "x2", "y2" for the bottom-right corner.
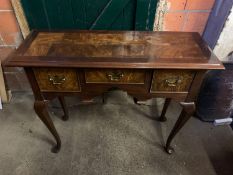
[
  {"x1": 155, "y1": 0, "x2": 215, "y2": 34},
  {"x1": 0, "y1": 0, "x2": 215, "y2": 91},
  {"x1": 0, "y1": 0, "x2": 30, "y2": 91},
  {"x1": 0, "y1": 0, "x2": 22, "y2": 46}
]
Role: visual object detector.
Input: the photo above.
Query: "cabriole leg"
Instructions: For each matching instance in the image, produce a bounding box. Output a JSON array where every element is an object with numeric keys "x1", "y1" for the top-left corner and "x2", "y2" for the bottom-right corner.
[
  {"x1": 165, "y1": 102, "x2": 195, "y2": 154},
  {"x1": 34, "y1": 100, "x2": 61, "y2": 153}
]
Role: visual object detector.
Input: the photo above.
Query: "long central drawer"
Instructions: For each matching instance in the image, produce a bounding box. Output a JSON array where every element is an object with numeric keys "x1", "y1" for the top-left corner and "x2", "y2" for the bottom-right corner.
[{"x1": 85, "y1": 69, "x2": 146, "y2": 84}]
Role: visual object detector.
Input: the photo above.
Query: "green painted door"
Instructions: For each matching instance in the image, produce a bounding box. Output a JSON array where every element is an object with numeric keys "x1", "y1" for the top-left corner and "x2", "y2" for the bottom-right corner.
[{"x1": 21, "y1": 0, "x2": 158, "y2": 31}]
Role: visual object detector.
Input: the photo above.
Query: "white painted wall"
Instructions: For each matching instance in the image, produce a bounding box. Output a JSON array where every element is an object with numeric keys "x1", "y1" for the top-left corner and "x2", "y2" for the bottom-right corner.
[{"x1": 214, "y1": 6, "x2": 233, "y2": 61}]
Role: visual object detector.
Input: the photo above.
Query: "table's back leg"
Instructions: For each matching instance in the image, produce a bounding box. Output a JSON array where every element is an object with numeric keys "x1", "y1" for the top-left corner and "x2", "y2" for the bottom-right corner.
[
  {"x1": 34, "y1": 100, "x2": 61, "y2": 153},
  {"x1": 58, "y1": 96, "x2": 69, "y2": 121},
  {"x1": 159, "y1": 98, "x2": 171, "y2": 122}
]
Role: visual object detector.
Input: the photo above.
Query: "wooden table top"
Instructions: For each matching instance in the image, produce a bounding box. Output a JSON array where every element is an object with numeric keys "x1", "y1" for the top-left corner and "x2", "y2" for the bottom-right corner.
[{"x1": 4, "y1": 30, "x2": 224, "y2": 70}]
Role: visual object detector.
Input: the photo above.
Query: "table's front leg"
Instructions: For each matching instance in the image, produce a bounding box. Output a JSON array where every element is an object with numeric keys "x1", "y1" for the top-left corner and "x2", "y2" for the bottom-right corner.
[
  {"x1": 25, "y1": 68, "x2": 62, "y2": 153},
  {"x1": 162, "y1": 70, "x2": 206, "y2": 154},
  {"x1": 34, "y1": 100, "x2": 61, "y2": 153},
  {"x1": 165, "y1": 102, "x2": 195, "y2": 154}
]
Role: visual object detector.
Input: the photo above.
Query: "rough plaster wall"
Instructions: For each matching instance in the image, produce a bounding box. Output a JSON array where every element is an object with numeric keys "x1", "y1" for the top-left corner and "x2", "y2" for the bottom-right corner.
[
  {"x1": 214, "y1": 6, "x2": 233, "y2": 61},
  {"x1": 154, "y1": 0, "x2": 168, "y2": 31}
]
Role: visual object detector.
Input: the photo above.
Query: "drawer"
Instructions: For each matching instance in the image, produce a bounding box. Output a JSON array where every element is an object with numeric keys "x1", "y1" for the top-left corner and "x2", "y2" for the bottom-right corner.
[
  {"x1": 85, "y1": 69, "x2": 146, "y2": 84},
  {"x1": 151, "y1": 70, "x2": 195, "y2": 92},
  {"x1": 33, "y1": 68, "x2": 81, "y2": 92}
]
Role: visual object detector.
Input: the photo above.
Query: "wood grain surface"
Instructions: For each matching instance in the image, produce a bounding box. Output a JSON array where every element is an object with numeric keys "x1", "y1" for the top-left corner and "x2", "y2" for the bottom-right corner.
[
  {"x1": 33, "y1": 68, "x2": 80, "y2": 92},
  {"x1": 2, "y1": 30, "x2": 225, "y2": 154},
  {"x1": 85, "y1": 69, "x2": 146, "y2": 84},
  {"x1": 151, "y1": 70, "x2": 195, "y2": 92},
  {"x1": 24, "y1": 32, "x2": 207, "y2": 59},
  {"x1": 4, "y1": 30, "x2": 224, "y2": 70}
]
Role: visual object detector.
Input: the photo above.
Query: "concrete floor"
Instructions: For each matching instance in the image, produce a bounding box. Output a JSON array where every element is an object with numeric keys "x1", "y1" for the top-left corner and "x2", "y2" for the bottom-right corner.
[{"x1": 0, "y1": 91, "x2": 233, "y2": 175}]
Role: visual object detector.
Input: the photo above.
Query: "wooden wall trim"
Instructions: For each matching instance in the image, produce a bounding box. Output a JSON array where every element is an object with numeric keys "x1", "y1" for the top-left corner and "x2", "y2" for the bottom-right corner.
[
  {"x1": 11, "y1": 0, "x2": 30, "y2": 39},
  {"x1": 0, "y1": 61, "x2": 12, "y2": 103}
]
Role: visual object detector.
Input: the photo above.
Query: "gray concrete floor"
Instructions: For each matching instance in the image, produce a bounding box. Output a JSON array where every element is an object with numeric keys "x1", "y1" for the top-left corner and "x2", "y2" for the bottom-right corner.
[{"x1": 0, "y1": 91, "x2": 233, "y2": 175}]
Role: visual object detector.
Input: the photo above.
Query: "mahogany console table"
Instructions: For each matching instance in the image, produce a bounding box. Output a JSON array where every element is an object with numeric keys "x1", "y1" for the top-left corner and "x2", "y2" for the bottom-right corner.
[{"x1": 4, "y1": 30, "x2": 224, "y2": 154}]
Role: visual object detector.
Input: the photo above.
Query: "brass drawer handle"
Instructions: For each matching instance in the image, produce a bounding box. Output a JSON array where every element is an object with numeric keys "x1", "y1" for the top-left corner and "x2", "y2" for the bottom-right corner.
[
  {"x1": 107, "y1": 71, "x2": 124, "y2": 81},
  {"x1": 49, "y1": 75, "x2": 66, "y2": 85},
  {"x1": 165, "y1": 76, "x2": 182, "y2": 87}
]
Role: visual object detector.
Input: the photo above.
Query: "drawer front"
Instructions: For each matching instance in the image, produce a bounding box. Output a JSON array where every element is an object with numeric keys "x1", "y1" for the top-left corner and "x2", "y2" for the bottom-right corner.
[
  {"x1": 85, "y1": 69, "x2": 146, "y2": 84},
  {"x1": 151, "y1": 70, "x2": 195, "y2": 92},
  {"x1": 34, "y1": 68, "x2": 80, "y2": 92}
]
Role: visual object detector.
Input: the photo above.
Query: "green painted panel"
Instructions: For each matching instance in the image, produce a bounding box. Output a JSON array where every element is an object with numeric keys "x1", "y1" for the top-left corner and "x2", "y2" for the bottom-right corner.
[
  {"x1": 135, "y1": 0, "x2": 158, "y2": 30},
  {"x1": 21, "y1": 0, "x2": 158, "y2": 31},
  {"x1": 110, "y1": 10, "x2": 124, "y2": 30},
  {"x1": 42, "y1": 0, "x2": 74, "y2": 29},
  {"x1": 107, "y1": 0, "x2": 136, "y2": 30},
  {"x1": 123, "y1": 0, "x2": 137, "y2": 30},
  {"x1": 69, "y1": 0, "x2": 87, "y2": 29},
  {"x1": 21, "y1": 0, "x2": 49, "y2": 29},
  {"x1": 85, "y1": 0, "x2": 110, "y2": 28},
  {"x1": 90, "y1": 0, "x2": 131, "y2": 29}
]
